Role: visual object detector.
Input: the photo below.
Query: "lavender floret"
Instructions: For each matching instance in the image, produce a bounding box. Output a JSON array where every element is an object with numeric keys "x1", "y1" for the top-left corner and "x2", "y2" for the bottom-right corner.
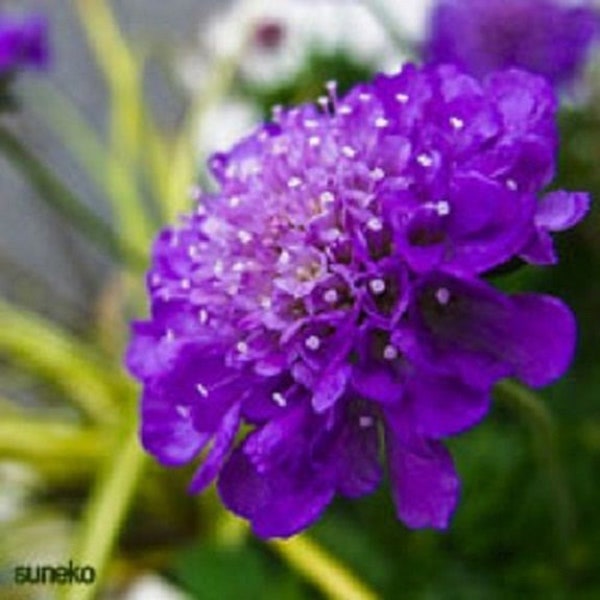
[{"x1": 425, "y1": 0, "x2": 599, "y2": 87}]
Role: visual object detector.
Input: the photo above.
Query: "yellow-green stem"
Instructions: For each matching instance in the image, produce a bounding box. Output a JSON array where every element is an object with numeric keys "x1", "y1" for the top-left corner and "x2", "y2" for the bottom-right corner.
[
  {"x1": 59, "y1": 419, "x2": 147, "y2": 600},
  {"x1": 270, "y1": 535, "x2": 379, "y2": 600}
]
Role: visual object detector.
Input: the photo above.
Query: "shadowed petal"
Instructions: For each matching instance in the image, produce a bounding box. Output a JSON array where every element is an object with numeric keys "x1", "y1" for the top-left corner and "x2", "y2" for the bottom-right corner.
[
  {"x1": 189, "y1": 402, "x2": 241, "y2": 493},
  {"x1": 386, "y1": 428, "x2": 459, "y2": 529}
]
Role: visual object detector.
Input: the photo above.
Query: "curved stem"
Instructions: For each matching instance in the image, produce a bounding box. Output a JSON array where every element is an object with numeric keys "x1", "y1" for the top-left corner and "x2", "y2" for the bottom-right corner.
[
  {"x1": 270, "y1": 535, "x2": 379, "y2": 600},
  {"x1": 496, "y1": 379, "x2": 574, "y2": 566},
  {"x1": 59, "y1": 417, "x2": 147, "y2": 600}
]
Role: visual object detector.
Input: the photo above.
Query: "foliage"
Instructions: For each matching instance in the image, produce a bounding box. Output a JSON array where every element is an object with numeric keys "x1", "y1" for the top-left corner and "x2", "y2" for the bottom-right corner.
[{"x1": 0, "y1": 1, "x2": 599, "y2": 599}]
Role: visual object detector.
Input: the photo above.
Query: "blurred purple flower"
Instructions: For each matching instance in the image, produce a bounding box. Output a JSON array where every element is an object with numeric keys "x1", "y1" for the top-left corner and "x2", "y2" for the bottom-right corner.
[
  {"x1": 127, "y1": 63, "x2": 588, "y2": 538},
  {"x1": 0, "y1": 12, "x2": 48, "y2": 75},
  {"x1": 425, "y1": 0, "x2": 599, "y2": 87}
]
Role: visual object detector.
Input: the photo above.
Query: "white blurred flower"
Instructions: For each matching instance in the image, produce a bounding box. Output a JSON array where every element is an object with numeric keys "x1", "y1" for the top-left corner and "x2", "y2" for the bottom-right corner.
[
  {"x1": 196, "y1": 98, "x2": 261, "y2": 163},
  {"x1": 184, "y1": 0, "x2": 434, "y2": 90},
  {"x1": 122, "y1": 574, "x2": 191, "y2": 600}
]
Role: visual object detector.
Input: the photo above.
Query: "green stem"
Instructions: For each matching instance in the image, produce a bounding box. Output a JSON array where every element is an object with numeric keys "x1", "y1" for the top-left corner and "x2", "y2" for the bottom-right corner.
[
  {"x1": 59, "y1": 419, "x2": 147, "y2": 600},
  {"x1": 362, "y1": 0, "x2": 419, "y2": 58},
  {"x1": 214, "y1": 511, "x2": 379, "y2": 599},
  {"x1": 0, "y1": 418, "x2": 104, "y2": 462},
  {"x1": 496, "y1": 380, "x2": 574, "y2": 566},
  {"x1": 270, "y1": 535, "x2": 379, "y2": 600},
  {"x1": 0, "y1": 125, "x2": 146, "y2": 271}
]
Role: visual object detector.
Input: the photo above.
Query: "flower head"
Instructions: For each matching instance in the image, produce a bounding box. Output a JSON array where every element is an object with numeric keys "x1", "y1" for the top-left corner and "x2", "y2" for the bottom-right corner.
[
  {"x1": 0, "y1": 12, "x2": 48, "y2": 75},
  {"x1": 128, "y1": 63, "x2": 588, "y2": 538},
  {"x1": 425, "y1": 0, "x2": 599, "y2": 87},
  {"x1": 0, "y1": 12, "x2": 49, "y2": 110}
]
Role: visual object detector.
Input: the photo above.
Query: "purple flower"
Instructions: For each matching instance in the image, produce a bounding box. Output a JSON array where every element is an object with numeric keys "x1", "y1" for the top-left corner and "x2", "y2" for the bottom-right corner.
[
  {"x1": 425, "y1": 0, "x2": 599, "y2": 87},
  {"x1": 0, "y1": 12, "x2": 49, "y2": 76},
  {"x1": 127, "y1": 63, "x2": 588, "y2": 538}
]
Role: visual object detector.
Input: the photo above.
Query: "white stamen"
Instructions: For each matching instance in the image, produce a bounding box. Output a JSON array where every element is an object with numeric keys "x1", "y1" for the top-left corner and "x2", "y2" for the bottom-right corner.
[
  {"x1": 288, "y1": 176, "x2": 303, "y2": 189},
  {"x1": 436, "y1": 287, "x2": 451, "y2": 305},
  {"x1": 359, "y1": 92, "x2": 372, "y2": 102},
  {"x1": 304, "y1": 119, "x2": 319, "y2": 129},
  {"x1": 383, "y1": 344, "x2": 398, "y2": 361},
  {"x1": 375, "y1": 117, "x2": 389, "y2": 128},
  {"x1": 324, "y1": 289, "x2": 339, "y2": 304},
  {"x1": 232, "y1": 261, "x2": 245, "y2": 272},
  {"x1": 449, "y1": 116, "x2": 464, "y2": 130},
  {"x1": 342, "y1": 146, "x2": 357, "y2": 158},
  {"x1": 229, "y1": 195, "x2": 241, "y2": 207},
  {"x1": 213, "y1": 260, "x2": 224, "y2": 276},
  {"x1": 506, "y1": 179, "x2": 518, "y2": 191},
  {"x1": 317, "y1": 96, "x2": 329, "y2": 109},
  {"x1": 320, "y1": 191, "x2": 335, "y2": 204},
  {"x1": 369, "y1": 278, "x2": 386, "y2": 295},
  {"x1": 367, "y1": 217, "x2": 383, "y2": 232},
  {"x1": 181, "y1": 278, "x2": 191, "y2": 290},
  {"x1": 395, "y1": 92, "x2": 409, "y2": 103},
  {"x1": 196, "y1": 383, "x2": 209, "y2": 398},
  {"x1": 164, "y1": 329, "x2": 175, "y2": 342},
  {"x1": 198, "y1": 309, "x2": 209, "y2": 324},
  {"x1": 150, "y1": 273, "x2": 161, "y2": 286},
  {"x1": 359, "y1": 415, "x2": 375, "y2": 428},
  {"x1": 370, "y1": 167, "x2": 385, "y2": 181},
  {"x1": 305, "y1": 335, "x2": 321, "y2": 351},
  {"x1": 436, "y1": 201, "x2": 451, "y2": 216},
  {"x1": 176, "y1": 405, "x2": 190, "y2": 418},
  {"x1": 259, "y1": 296, "x2": 272, "y2": 309},
  {"x1": 309, "y1": 136, "x2": 321, "y2": 147},
  {"x1": 322, "y1": 228, "x2": 341, "y2": 242},
  {"x1": 338, "y1": 105, "x2": 353, "y2": 115},
  {"x1": 417, "y1": 153, "x2": 434, "y2": 167},
  {"x1": 189, "y1": 184, "x2": 202, "y2": 199},
  {"x1": 236, "y1": 341, "x2": 249, "y2": 354},
  {"x1": 238, "y1": 230, "x2": 252, "y2": 244},
  {"x1": 278, "y1": 249, "x2": 291, "y2": 265},
  {"x1": 272, "y1": 392, "x2": 287, "y2": 407}
]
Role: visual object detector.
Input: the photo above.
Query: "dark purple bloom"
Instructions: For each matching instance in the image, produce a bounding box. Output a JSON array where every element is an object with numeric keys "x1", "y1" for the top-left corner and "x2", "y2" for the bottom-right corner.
[
  {"x1": 127, "y1": 63, "x2": 588, "y2": 537},
  {"x1": 425, "y1": 0, "x2": 599, "y2": 87},
  {"x1": 0, "y1": 13, "x2": 48, "y2": 75}
]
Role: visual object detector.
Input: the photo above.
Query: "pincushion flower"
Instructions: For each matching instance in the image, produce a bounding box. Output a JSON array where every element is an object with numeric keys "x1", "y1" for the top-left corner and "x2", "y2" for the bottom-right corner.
[
  {"x1": 425, "y1": 0, "x2": 599, "y2": 87},
  {"x1": 127, "y1": 63, "x2": 589, "y2": 538},
  {"x1": 0, "y1": 12, "x2": 48, "y2": 75}
]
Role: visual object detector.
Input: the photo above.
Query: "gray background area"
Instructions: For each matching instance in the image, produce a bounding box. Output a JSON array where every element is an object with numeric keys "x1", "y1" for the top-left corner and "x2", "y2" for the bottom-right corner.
[{"x1": 0, "y1": 1, "x2": 223, "y2": 324}]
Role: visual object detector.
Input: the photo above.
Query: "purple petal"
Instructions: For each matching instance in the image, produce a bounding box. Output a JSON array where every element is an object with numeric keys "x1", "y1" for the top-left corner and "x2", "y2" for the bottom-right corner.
[
  {"x1": 141, "y1": 388, "x2": 209, "y2": 467},
  {"x1": 189, "y1": 402, "x2": 241, "y2": 493},
  {"x1": 312, "y1": 364, "x2": 351, "y2": 412},
  {"x1": 386, "y1": 429, "x2": 459, "y2": 529},
  {"x1": 412, "y1": 273, "x2": 577, "y2": 389},
  {"x1": 333, "y1": 408, "x2": 382, "y2": 498},
  {"x1": 535, "y1": 190, "x2": 590, "y2": 231},
  {"x1": 218, "y1": 447, "x2": 334, "y2": 538},
  {"x1": 405, "y1": 372, "x2": 491, "y2": 439},
  {"x1": 519, "y1": 229, "x2": 557, "y2": 265}
]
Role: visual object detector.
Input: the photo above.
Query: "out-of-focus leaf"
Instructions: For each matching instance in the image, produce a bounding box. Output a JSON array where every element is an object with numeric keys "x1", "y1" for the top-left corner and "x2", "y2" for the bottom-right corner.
[
  {"x1": 26, "y1": 82, "x2": 157, "y2": 249},
  {"x1": 72, "y1": 0, "x2": 156, "y2": 250},
  {"x1": 0, "y1": 416, "x2": 106, "y2": 478},
  {"x1": 0, "y1": 298, "x2": 126, "y2": 424},
  {"x1": 173, "y1": 542, "x2": 289, "y2": 600},
  {"x1": 0, "y1": 126, "x2": 146, "y2": 270}
]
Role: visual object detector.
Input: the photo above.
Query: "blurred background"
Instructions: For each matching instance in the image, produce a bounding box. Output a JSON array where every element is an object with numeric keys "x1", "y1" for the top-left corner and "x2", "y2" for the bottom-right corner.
[{"x1": 1, "y1": 0, "x2": 599, "y2": 598}]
